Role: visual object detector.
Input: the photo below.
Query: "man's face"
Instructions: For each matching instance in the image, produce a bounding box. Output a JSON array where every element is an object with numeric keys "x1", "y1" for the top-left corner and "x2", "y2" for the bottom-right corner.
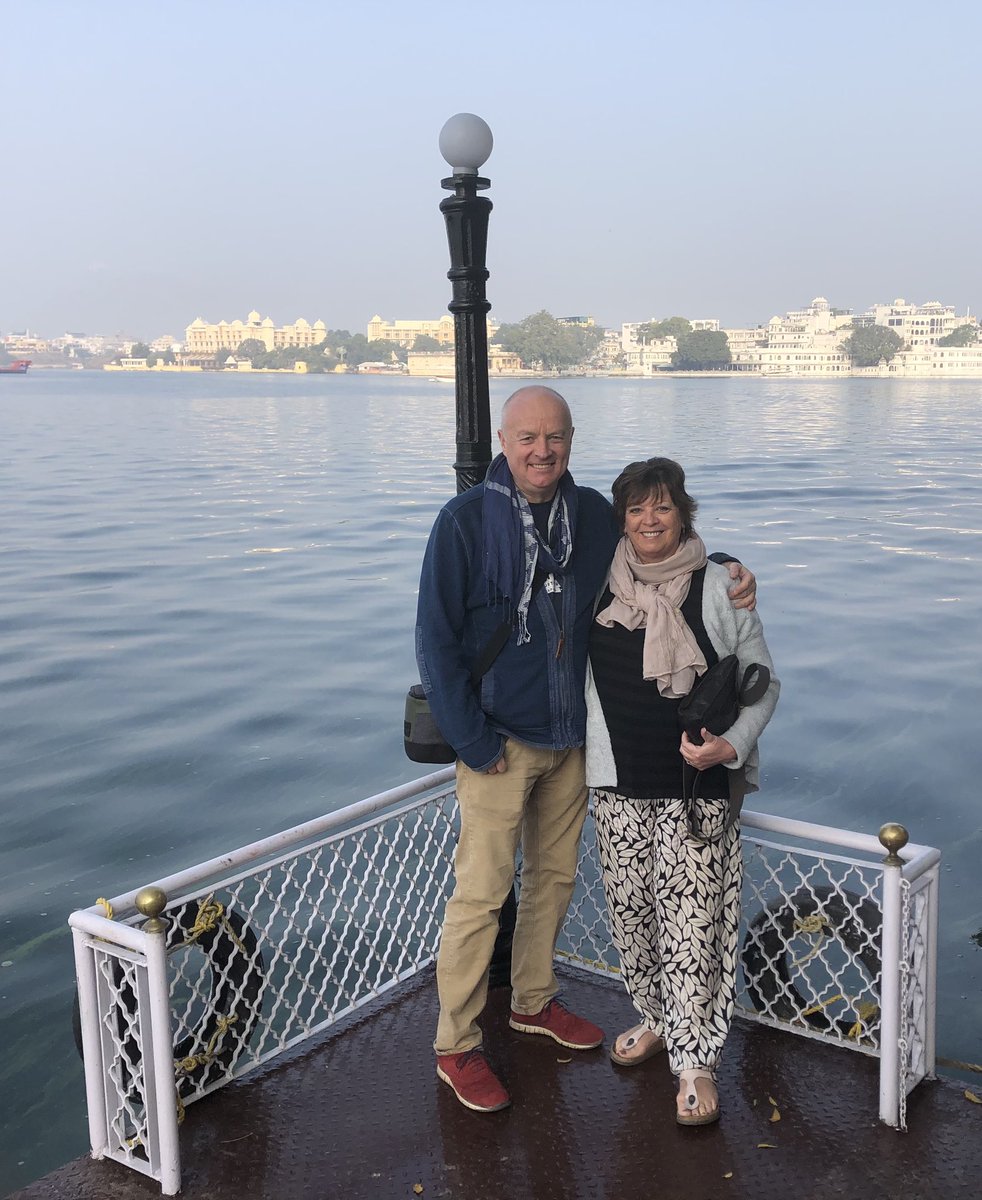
[{"x1": 497, "y1": 390, "x2": 574, "y2": 503}]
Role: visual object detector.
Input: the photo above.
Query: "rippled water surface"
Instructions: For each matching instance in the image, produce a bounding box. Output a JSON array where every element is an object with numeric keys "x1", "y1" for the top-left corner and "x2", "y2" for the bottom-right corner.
[{"x1": 2, "y1": 371, "x2": 980, "y2": 1189}]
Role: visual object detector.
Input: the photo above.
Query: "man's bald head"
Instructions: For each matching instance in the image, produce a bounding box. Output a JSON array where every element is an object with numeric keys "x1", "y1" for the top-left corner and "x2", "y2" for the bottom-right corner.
[{"x1": 497, "y1": 386, "x2": 575, "y2": 503}]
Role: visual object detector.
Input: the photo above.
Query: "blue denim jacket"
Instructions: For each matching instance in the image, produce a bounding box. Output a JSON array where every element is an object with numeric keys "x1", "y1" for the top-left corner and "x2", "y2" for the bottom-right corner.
[{"x1": 415, "y1": 481, "x2": 620, "y2": 771}]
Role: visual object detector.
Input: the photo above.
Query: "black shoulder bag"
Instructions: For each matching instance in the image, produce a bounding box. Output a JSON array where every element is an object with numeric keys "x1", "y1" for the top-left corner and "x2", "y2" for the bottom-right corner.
[
  {"x1": 404, "y1": 573, "x2": 547, "y2": 764},
  {"x1": 677, "y1": 655, "x2": 770, "y2": 842}
]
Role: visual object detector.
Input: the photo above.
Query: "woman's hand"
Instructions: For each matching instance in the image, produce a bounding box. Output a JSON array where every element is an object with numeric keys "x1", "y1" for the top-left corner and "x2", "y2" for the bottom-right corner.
[
  {"x1": 680, "y1": 730, "x2": 737, "y2": 771},
  {"x1": 726, "y1": 562, "x2": 757, "y2": 611}
]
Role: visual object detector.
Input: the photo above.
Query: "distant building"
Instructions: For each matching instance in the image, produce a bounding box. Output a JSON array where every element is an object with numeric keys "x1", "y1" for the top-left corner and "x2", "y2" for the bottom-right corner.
[
  {"x1": 621, "y1": 318, "x2": 719, "y2": 353},
  {"x1": 623, "y1": 340, "x2": 675, "y2": 375},
  {"x1": 49, "y1": 332, "x2": 110, "y2": 356},
  {"x1": 863, "y1": 299, "x2": 972, "y2": 347},
  {"x1": 866, "y1": 343, "x2": 982, "y2": 377},
  {"x1": 185, "y1": 311, "x2": 328, "y2": 356},
  {"x1": 721, "y1": 296, "x2": 978, "y2": 376},
  {"x1": 753, "y1": 297, "x2": 854, "y2": 375},
  {"x1": 2, "y1": 332, "x2": 49, "y2": 354},
  {"x1": 367, "y1": 314, "x2": 499, "y2": 348},
  {"x1": 406, "y1": 348, "x2": 523, "y2": 378}
]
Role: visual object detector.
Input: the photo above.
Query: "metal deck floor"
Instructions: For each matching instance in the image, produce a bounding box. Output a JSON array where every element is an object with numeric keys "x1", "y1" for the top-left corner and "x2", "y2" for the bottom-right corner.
[{"x1": 11, "y1": 965, "x2": 981, "y2": 1200}]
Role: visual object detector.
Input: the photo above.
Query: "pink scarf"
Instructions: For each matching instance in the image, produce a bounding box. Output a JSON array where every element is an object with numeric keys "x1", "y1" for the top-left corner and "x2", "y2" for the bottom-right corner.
[{"x1": 595, "y1": 534, "x2": 708, "y2": 697}]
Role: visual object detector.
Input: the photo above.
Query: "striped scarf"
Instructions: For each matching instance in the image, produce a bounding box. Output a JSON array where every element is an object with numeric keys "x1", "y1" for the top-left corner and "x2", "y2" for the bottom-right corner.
[{"x1": 483, "y1": 453, "x2": 577, "y2": 644}]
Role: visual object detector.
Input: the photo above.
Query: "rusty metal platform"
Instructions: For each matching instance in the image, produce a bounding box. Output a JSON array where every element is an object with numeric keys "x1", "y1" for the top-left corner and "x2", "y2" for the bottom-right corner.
[{"x1": 11, "y1": 965, "x2": 981, "y2": 1200}]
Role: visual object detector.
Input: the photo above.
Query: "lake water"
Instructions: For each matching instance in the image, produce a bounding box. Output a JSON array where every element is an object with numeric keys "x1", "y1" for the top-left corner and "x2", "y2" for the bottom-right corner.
[{"x1": 2, "y1": 370, "x2": 980, "y2": 1191}]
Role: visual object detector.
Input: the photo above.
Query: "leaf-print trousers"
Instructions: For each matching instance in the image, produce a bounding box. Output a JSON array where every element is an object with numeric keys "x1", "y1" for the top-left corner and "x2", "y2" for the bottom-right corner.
[{"x1": 594, "y1": 788, "x2": 743, "y2": 1075}]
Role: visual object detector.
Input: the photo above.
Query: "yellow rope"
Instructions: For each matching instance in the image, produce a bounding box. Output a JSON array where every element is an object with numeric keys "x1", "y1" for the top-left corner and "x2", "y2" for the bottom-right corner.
[
  {"x1": 790, "y1": 913, "x2": 830, "y2": 968},
  {"x1": 174, "y1": 1013, "x2": 239, "y2": 1076},
  {"x1": 184, "y1": 895, "x2": 224, "y2": 942},
  {"x1": 175, "y1": 894, "x2": 251, "y2": 958},
  {"x1": 798, "y1": 992, "x2": 879, "y2": 1040},
  {"x1": 96, "y1": 897, "x2": 114, "y2": 920}
]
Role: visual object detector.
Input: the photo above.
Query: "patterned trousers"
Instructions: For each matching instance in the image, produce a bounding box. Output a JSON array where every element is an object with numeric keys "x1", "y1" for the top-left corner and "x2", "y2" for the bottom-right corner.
[{"x1": 594, "y1": 789, "x2": 743, "y2": 1075}]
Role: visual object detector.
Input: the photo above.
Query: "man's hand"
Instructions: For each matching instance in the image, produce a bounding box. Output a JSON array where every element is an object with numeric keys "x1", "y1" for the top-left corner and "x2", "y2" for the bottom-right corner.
[
  {"x1": 727, "y1": 561, "x2": 757, "y2": 611},
  {"x1": 486, "y1": 756, "x2": 507, "y2": 775}
]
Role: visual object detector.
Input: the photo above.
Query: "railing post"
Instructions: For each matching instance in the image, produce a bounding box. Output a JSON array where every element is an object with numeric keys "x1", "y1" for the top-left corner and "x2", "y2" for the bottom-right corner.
[
  {"x1": 137, "y1": 887, "x2": 182, "y2": 1195},
  {"x1": 72, "y1": 927, "x2": 110, "y2": 1161},
  {"x1": 924, "y1": 862, "x2": 940, "y2": 1079},
  {"x1": 877, "y1": 823, "x2": 908, "y2": 1127}
]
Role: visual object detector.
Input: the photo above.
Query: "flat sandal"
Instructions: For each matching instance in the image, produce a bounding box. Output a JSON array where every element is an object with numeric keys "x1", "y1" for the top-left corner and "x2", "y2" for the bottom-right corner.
[
  {"x1": 676, "y1": 1067, "x2": 720, "y2": 1126},
  {"x1": 609, "y1": 1023, "x2": 665, "y2": 1067}
]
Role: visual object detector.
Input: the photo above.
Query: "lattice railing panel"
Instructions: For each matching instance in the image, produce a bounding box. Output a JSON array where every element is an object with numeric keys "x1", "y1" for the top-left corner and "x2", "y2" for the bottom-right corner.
[
  {"x1": 558, "y1": 817, "x2": 931, "y2": 1065},
  {"x1": 902, "y1": 879, "x2": 931, "y2": 1089},
  {"x1": 78, "y1": 780, "x2": 938, "y2": 1188},
  {"x1": 738, "y1": 840, "x2": 884, "y2": 1051},
  {"x1": 92, "y1": 946, "x2": 158, "y2": 1176},
  {"x1": 155, "y1": 788, "x2": 459, "y2": 1106}
]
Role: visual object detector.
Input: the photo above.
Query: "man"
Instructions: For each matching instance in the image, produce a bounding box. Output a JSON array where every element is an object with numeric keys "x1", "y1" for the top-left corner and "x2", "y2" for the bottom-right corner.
[{"x1": 415, "y1": 386, "x2": 754, "y2": 1112}]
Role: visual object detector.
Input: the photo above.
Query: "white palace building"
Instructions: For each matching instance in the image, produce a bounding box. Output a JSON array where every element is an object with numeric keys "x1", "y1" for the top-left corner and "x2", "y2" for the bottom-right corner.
[{"x1": 622, "y1": 297, "x2": 982, "y2": 377}]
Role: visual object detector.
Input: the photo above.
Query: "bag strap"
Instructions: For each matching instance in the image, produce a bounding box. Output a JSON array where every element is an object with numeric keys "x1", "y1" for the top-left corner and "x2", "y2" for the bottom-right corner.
[
  {"x1": 738, "y1": 663, "x2": 770, "y2": 706},
  {"x1": 468, "y1": 570, "x2": 548, "y2": 686},
  {"x1": 681, "y1": 765, "x2": 728, "y2": 845},
  {"x1": 682, "y1": 662, "x2": 770, "y2": 844}
]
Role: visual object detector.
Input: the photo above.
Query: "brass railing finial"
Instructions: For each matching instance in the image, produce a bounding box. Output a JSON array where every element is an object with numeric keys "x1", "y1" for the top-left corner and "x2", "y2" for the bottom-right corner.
[
  {"x1": 135, "y1": 886, "x2": 169, "y2": 934},
  {"x1": 878, "y1": 822, "x2": 909, "y2": 867}
]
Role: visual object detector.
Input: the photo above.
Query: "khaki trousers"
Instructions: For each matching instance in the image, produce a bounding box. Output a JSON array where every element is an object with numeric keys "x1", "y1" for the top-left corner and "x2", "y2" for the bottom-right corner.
[{"x1": 434, "y1": 740, "x2": 588, "y2": 1056}]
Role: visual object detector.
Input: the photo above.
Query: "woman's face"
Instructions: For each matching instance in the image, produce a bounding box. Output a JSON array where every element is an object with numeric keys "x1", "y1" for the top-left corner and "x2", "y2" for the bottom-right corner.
[{"x1": 624, "y1": 487, "x2": 683, "y2": 563}]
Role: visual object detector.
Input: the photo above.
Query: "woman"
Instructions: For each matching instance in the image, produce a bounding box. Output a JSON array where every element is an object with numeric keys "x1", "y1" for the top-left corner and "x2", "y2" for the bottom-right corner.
[{"x1": 584, "y1": 457, "x2": 778, "y2": 1126}]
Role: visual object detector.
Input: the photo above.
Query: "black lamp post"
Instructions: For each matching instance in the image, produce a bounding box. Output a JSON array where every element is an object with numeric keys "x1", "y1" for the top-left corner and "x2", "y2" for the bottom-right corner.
[
  {"x1": 439, "y1": 113, "x2": 494, "y2": 496},
  {"x1": 438, "y1": 115, "x2": 515, "y2": 986}
]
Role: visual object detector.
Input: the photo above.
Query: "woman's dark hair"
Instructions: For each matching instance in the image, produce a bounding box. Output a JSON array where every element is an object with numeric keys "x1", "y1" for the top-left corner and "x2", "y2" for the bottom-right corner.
[{"x1": 611, "y1": 457, "x2": 698, "y2": 541}]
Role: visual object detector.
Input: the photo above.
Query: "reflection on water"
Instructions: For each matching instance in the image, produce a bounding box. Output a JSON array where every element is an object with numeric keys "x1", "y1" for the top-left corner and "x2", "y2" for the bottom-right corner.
[{"x1": 1, "y1": 372, "x2": 980, "y2": 1188}]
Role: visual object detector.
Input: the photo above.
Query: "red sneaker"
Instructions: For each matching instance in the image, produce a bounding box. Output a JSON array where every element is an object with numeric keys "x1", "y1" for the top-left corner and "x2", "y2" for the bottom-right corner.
[
  {"x1": 436, "y1": 1049, "x2": 511, "y2": 1112},
  {"x1": 508, "y1": 998, "x2": 604, "y2": 1050}
]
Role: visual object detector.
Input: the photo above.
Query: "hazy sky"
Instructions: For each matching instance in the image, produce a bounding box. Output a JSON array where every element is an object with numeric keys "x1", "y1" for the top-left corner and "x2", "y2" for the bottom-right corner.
[{"x1": 6, "y1": 1, "x2": 980, "y2": 339}]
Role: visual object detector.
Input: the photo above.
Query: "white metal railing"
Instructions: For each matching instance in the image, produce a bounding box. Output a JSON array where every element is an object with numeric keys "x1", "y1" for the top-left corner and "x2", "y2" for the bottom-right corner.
[{"x1": 69, "y1": 770, "x2": 939, "y2": 1193}]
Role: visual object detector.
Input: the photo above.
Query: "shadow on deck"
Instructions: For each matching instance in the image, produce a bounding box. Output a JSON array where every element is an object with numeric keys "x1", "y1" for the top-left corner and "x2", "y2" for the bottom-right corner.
[{"x1": 12, "y1": 965, "x2": 981, "y2": 1200}]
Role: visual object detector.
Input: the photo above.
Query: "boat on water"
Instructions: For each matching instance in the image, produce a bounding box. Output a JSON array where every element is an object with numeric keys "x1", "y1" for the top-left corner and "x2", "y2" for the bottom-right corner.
[
  {"x1": 25, "y1": 773, "x2": 974, "y2": 1200},
  {"x1": 0, "y1": 358, "x2": 31, "y2": 374}
]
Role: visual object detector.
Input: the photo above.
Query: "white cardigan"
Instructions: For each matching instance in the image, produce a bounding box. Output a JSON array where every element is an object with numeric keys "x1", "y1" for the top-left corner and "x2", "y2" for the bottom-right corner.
[{"x1": 584, "y1": 560, "x2": 780, "y2": 798}]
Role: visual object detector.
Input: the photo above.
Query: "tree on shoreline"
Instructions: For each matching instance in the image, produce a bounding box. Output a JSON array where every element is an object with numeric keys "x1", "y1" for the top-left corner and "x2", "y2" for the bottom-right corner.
[
  {"x1": 938, "y1": 324, "x2": 978, "y2": 347},
  {"x1": 670, "y1": 329, "x2": 731, "y2": 370},
  {"x1": 841, "y1": 325, "x2": 903, "y2": 367},
  {"x1": 636, "y1": 317, "x2": 692, "y2": 346},
  {"x1": 494, "y1": 310, "x2": 605, "y2": 371}
]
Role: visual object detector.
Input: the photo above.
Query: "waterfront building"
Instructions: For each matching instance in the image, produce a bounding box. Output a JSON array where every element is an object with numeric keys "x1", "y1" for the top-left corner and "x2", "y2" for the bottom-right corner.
[
  {"x1": 185, "y1": 311, "x2": 328, "y2": 357},
  {"x1": 366, "y1": 314, "x2": 499, "y2": 348},
  {"x1": 406, "y1": 348, "x2": 523, "y2": 378},
  {"x1": 724, "y1": 327, "x2": 769, "y2": 372},
  {"x1": 621, "y1": 317, "x2": 719, "y2": 353},
  {"x1": 742, "y1": 296, "x2": 978, "y2": 376},
  {"x1": 623, "y1": 339, "x2": 675, "y2": 374},
  {"x1": 751, "y1": 298, "x2": 854, "y2": 374},
  {"x1": 49, "y1": 333, "x2": 112, "y2": 357},
  {"x1": 864, "y1": 299, "x2": 975, "y2": 347},
  {"x1": 868, "y1": 343, "x2": 982, "y2": 377},
  {"x1": 2, "y1": 332, "x2": 49, "y2": 354}
]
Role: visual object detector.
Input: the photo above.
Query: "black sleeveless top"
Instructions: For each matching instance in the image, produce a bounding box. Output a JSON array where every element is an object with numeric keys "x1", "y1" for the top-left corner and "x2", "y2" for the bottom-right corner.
[{"x1": 588, "y1": 565, "x2": 730, "y2": 800}]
